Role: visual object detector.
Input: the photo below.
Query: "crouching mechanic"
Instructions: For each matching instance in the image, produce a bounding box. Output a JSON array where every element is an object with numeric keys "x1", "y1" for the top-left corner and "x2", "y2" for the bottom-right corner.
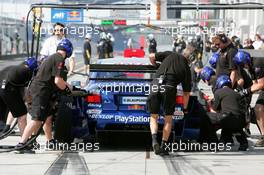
[
  {"x1": 15, "y1": 38, "x2": 73, "y2": 149},
  {"x1": 208, "y1": 75, "x2": 248, "y2": 151},
  {"x1": 147, "y1": 47, "x2": 192, "y2": 156},
  {"x1": 0, "y1": 57, "x2": 38, "y2": 135}
]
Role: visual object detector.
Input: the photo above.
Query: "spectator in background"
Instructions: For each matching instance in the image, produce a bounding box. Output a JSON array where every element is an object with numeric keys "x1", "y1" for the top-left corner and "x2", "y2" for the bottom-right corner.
[
  {"x1": 205, "y1": 40, "x2": 212, "y2": 53},
  {"x1": 106, "y1": 33, "x2": 114, "y2": 58},
  {"x1": 15, "y1": 32, "x2": 21, "y2": 54},
  {"x1": 174, "y1": 35, "x2": 186, "y2": 54},
  {"x1": 127, "y1": 37, "x2": 133, "y2": 49},
  {"x1": 253, "y1": 34, "x2": 263, "y2": 50},
  {"x1": 147, "y1": 34, "x2": 157, "y2": 54},
  {"x1": 231, "y1": 36, "x2": 243, "y2": 49},
  {"x1": 243, "y1": 38, "x2": 254, "y2": 49},
  {"x1": 97, "y1": 32, "x2": 108, "y2": 59},
  {"x1": 83, "y1": 33, "x2": 92, "y2": 75}
]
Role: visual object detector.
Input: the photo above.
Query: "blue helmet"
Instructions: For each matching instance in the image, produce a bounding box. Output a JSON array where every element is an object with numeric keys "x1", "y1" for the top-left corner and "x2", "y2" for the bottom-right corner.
[
  {"x1": 209, "y1": 53, "x2": 220, "y2": 69},
  {"x1": 233, "y1": 50, "x2": 251, "y2": 66},
  {"x1": 200, "y1": 66, "x2": 215, "y2": 82},
  {"x1": 24, "y1": 57, "x2": 38, "y2": 72},
  {"x1": 215, "y1": 75, "x2": 232, "y2": 89},
  {"x1": 57, "y1": 38, "x2": 73, "y2": 58}
]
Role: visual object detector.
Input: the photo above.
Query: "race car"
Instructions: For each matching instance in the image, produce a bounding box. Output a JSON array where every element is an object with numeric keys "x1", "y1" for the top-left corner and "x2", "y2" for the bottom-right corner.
[
  {"x1": 54, "y1": 57, "x2": 203, "y2": 144},
  {"x1": 90, "y1": 58, "x2": 201, "y2": 138}
]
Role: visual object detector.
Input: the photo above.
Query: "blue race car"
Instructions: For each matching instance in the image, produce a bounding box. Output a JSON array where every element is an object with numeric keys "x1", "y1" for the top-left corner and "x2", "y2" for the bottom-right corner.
[
  {"x1": 85, "y1": 58, "x2": 201, "y2": 140},
  {"x1": 54, "y1": 58, "x2": 203, "y2": 143}
]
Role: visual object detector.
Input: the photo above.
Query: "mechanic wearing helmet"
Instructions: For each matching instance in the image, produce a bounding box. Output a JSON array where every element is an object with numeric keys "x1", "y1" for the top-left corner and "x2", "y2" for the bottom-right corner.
[
  {"x1": 15, "y1": 39, "x2": 73, "y2": 150},
  {"x1": 212, "y1": 33, "x2": 238, "y2": 87},
  {"x1": 208, "y1": 75, "x2": 248, "y2": 151},
  {"x1": 198, "y1": 66, "x2": 219, "y2": 144},
  {"x1": 83, "y1": 33, "x2": 92, "y2": 75},
  {"x1": 233, "y1": 51, "x2": 253, "y2": 91},
  {"x1": 200, "y1": 66, "x2": 217, "y2": 92},
  {"x1": 147, "y1": 34, "x2": 157, "y2": 54},
  {"x1": 209, "y1": 52, "x2": 220, "y2": 69},
  {"x1": 38, "y1": 22, "x2": 76, "y2": 147},
  {"x1": 0, "y1": 57, "x2": 38, "y2": 135},
  {"x1": 239, "y1": 53, "x2": 264, "y2": 147},
  {"x1": 148, "y1": 45, "x2": 193, "y2": 156},
  {"x1": 233, "y1": 51, "x2": 254, "y2": 136}
]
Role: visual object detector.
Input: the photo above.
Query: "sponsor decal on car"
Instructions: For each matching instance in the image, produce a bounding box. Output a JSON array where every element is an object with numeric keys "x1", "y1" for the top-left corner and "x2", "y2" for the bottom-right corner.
[
  {"x1": 115, "y1": 115, "x2": 149, "y2": 123},
  {"x1": 88, "y1": 114, "x2": 184, "y2": 122},
  {"x1": 121, "y1": 96, "x2": 147, "y2": 105},
  {"x1": 87, "y1": 103, "x2": 102, "y2": 108}
]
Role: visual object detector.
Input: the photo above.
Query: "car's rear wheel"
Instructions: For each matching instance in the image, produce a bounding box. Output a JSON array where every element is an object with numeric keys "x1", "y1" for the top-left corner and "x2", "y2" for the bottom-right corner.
[{"x1": 54, "y1": 96, "x2": 74, "y2": 144}]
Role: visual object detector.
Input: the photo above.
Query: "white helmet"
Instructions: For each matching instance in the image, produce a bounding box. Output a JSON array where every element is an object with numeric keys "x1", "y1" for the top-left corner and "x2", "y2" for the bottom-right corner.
[
  {"x1": 107, "y1": 33, "x2": 115, "y2": 42},
  {"x1": 85, "y1": 33, "x2": 92, "y2": 40},
  {"x1": 148, "y1": 34, "x2": 154, "y2": 40},
  {"x1": 100, "y1": 32, "x2": 107, "y2": 39}
]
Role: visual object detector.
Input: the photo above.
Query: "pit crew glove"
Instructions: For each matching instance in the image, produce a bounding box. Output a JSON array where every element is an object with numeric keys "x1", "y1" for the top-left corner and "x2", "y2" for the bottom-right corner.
[
  {"x1": 63, "y1": 86, "x2": 72, "y2": 96},
  {"x1": 239, "y1": 88, "x2": 252, "y2": 97},
  {"x1": 72, "y1": 86, "x2": 86, "y2": 92},
  {"x1": 71, "y1": 86, "x2": 87, "y2": 97}
]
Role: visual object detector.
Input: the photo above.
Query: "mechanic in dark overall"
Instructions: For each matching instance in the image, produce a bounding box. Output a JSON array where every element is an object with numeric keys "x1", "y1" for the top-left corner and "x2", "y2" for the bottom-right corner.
[
  {"x1": 148, "y1": 46, "x2": 193, "y2": 156},
  {"x1": 198, "y1": 66, "x2": 220, "y2": 144},
  {"x1": 233, "y1": 51, "x2": 254, "y2": 136},
  {"x1": 15, "y1": 39, "x2": 73, "y2": 149},
  {"x1": 212, "y1": 33, "x2": 238, "y2": 87},
  {"x1": 147, "y1": 34, "x2": 157, "y2": 54},
  {"x1": 207, "y1": 75, "x2": 249, "y2": 151},
  {"x1": 239, "y1": 55, "x2": 264, "y2": 147},
  {"x1": 0, "y1": 57, "x2": 38, "y2": 135}
]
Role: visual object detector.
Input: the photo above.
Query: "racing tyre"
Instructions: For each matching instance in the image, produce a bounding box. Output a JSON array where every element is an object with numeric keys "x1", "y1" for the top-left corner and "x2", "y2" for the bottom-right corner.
[{"x1": 54, "y1": 96, "x2": 74, "y2": 144}]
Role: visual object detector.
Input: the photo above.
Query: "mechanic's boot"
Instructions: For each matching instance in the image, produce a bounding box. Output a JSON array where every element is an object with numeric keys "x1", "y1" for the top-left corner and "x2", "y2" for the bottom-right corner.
[
  {"x1": 159, "y1": 140, "x2": 170, "y2": 156},
  {"x1": 238, "y1": 143, "x2": 249, "y2": 151},
  {"x1": 152, "y1": 134, "x2": 160, "y2": 155},
  {"x1": 152, "y1": 143, "x2": 160, "y2": 155},
  {"x1": 27, "y1": 135, "x2": 40, "y2": 150},
  {"x1": 255, "y1": 137, "x2": 264, "y2": 147},
  {"x1": 237, "y1": 131, "x2": 249, "y2": 151},
  {"x1": 15, "y1": 142, "x2": 25, "y2": 150},
  {"x1": 46, "y1": 139, "x2": 57, "y2": 150},
  {"x1": 14, "y1": 142, "x2": 35, "y2": 154},
  {"x1": 219, "y1": 135, "x2": 234, "y2": 146}
]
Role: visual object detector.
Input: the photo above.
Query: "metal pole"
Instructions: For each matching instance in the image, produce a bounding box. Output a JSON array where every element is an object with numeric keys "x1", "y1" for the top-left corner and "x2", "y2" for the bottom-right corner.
[{"x1": 223, "y1": 9, "x2": 226, "y2": 33}]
